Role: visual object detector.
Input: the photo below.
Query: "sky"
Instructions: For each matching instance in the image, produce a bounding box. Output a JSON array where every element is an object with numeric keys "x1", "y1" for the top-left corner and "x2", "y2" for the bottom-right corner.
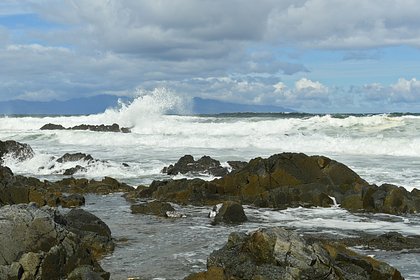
[{"x1": 1, "y1": 0, "x2": 420, "y2": 113}]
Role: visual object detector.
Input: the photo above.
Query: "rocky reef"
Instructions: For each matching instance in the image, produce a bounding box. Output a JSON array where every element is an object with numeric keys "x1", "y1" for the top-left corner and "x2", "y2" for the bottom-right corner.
[
  {"x1": 185, "y1": 227, "x2": 404, "y2": 280},
  {"x1": 40, "y1": 123, "x2": 131, "y2": 133},
  {"x1": 132, "y1": 153, "x2": 420, "y2": 215},
  {"x1": 0, "y1": 140, "x2": 34, "y2": 164}
]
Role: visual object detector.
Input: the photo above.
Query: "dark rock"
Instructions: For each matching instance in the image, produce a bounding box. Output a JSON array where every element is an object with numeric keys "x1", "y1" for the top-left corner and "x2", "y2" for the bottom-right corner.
[
  {"x1": 50, "y1": 176, "x2": 135, "y2": 195},
  {"x1": 212, "y1": 201, "x2": 247, "y2": 225},
  {"x1": 131, "y1": 200, "x2": 175, "y2": 217},
  {"x1": 57, "y1": 152, "x2": 94, "y2": 163},
  {"x1": 0, "y1": 140, "x2": 34, "y2": 163},
  {"x1": 162, "y1": 155, "x2": 229, "y2": 177},
  {"x1": 40, "y1": 123, "x2": 66, "y2": 130},
  {"x1": 186, "y1": 227, "x2": 403, "y2": 280},
  {"x1": 227, "y1": 160, "x2": 248, "y2": 172},
  {"x1": 40, "y1": 123, "x2": 131, "y2": 133},
  {"x1": 64, "y1": 165, "x2": 88, "y2": 176},
  {"x1": 65, "y1": 209, "x2": 114, "y2": 259},
  {"x1": 340, "y1": 231, "x2": 420, "y2": 251},
  {"x1": 0, "y1": 204, "x2": 108, "y2": 279},
  {"x1": 60, "y1": 194, "x2": 85, "y2": 208},
  {"x1": 147, "y1": 153, "x2": 420, "y2": 214}
]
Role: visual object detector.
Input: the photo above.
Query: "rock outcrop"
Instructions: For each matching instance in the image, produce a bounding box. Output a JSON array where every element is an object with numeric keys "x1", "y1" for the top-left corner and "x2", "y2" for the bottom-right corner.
[
  {"x1": 57, "y1": 152, "x2": 94, "y2": 163},
  {"x1": 211, "y1": 201, "x2": 247, "y2": 225},
  {"x1": 131, "y1": 200, "x2": 175, "y2": 217},
  {"x1": 0, "y1": 204, "x2": 109, "y2": 279},
  {"x1": 65, "y1": 209, "x2": 115, "y2": 259},
  {"x1": 185, "y1": 227, "x2": 403, "y2": 280},
  {"x1": 137, "y1": 153, "x2": 420, "y2": 214},
  {"x1": 0, "y1": 166, "x2": 134, "y2": 208},
  {"x1": 41, "y1": 123, "x2": 131, "y2": 133},
  {"x1": 0, "y1": 140, "x2": 34, "y2": 163},
  {"x1": 162, "y1": 155, "x2": 229, "y2": 177}
]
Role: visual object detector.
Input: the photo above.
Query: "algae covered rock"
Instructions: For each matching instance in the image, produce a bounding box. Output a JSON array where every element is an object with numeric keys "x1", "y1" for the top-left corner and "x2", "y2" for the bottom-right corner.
[{"x1": 186, "y1": 227, "x2": 403, "y2": 280}]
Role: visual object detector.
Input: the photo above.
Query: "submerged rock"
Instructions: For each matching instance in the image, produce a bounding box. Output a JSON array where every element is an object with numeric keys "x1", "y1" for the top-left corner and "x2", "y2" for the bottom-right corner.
[
  {"x1": 0, "y1": 140, "x2": 34, "y2": 163},
  {"x1": 185, "y1": 227, "x2": 403, "y2": 280},
  {"x1": 0, "y1": 204, "x2": 109, "y2": 280},
  {"x1": 340, "y1": 231, "x2": 420, "y2": 251},
  {"x1": 162, "y1": 155, "x2": 229, "y2": 177}
]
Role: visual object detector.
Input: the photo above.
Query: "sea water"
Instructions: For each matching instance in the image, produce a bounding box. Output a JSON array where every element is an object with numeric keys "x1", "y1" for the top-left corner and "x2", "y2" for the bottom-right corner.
[{"x1": 1, "y1": 89, "x2": 419, "y2": 279}]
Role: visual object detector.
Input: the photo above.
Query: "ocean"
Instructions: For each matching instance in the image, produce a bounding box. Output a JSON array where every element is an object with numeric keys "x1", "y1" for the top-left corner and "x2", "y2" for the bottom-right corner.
[{"x1": 1, "y1": 92, "x2": 419, "y2": 279}]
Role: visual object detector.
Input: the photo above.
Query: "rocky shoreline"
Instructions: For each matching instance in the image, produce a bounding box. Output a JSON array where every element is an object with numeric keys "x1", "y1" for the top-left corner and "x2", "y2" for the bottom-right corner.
[{"x1": 1, "y1": 139, "x2": 419, "y2": 279}]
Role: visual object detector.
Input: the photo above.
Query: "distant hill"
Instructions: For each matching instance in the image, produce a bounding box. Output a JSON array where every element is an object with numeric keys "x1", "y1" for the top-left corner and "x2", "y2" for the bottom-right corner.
[
  {"x1": 0, "y1": 95, "x2": 122, "y2": 115},
  {"x1": 192, "y1": 97, "x2": 293, "y2": 114},
  {"x1": 0, "y1": 95, "x2": 293, "y2": 115}
]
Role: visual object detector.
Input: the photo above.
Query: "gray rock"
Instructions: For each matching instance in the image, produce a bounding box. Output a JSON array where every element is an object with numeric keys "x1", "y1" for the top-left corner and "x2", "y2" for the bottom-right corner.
[
  {"x1": 186, "y1": 227, "x2": 403, "y2": 280},
  {"x1": 0, "y1": 140, "x2": 34, "y2": 163},
  {"x1": 162, "y1": 155, "x2": 229, "y2": 177},
  {"x1": 0, "y1": 204, "x2": 108, "y2": 279},
  {"x1": 65, "y1": 209, "x2": 114, "y2": 259},
  {"x1": 212, "y1": 201, "x2": 247, "y2": 225},
  {"x1": 57, "y1": 152, "x2": 94, "y2": 163}
]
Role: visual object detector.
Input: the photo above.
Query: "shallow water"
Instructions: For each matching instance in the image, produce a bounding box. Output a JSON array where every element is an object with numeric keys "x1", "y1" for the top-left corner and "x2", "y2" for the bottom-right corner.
[
  {"x1": 1, "y1": 93, "x2": 420, "y2": 279},
  {"x1": 81, "y1": 193, "x2": 420, "y2": 280}
]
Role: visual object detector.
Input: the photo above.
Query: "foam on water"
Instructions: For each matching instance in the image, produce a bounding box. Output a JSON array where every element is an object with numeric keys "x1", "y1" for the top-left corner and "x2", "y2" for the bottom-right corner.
[{"x1": 0, "y1": 88, "x2": 420, "y2": 189}]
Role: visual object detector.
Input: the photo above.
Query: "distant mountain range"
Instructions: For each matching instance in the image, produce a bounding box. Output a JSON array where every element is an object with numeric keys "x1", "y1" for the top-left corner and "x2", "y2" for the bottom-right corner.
[
  {"x1": 0, "y1": 95, "x2": 293, "y2": 115},
  {"x1": 192, "y1": 97, "x2": 293, "y2": 114}
]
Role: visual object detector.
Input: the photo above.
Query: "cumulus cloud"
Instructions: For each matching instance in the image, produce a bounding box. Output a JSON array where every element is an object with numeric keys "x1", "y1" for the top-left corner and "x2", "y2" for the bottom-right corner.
[{"x1": 0, "y1": 1, "x2": 420, "y2": 113}]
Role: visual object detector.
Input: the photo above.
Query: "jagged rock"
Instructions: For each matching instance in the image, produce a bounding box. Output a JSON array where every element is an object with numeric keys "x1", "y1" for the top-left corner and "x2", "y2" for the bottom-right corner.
[
  {"x1": 131, "y1": 200, "x2": 175, "y2": 217},
  {"x1": 40, "y1": 123, "x2": 131, "y2": 133},
  {"x1": 1, "y1": 168, "x2": 133, "y2": 207},
  {"x1": 186, "y1": 227, "x2": 403, "y2": 280},
  {"x1": 65, "y1": 209, "x2": 114, "y2": 259},
  {"x1": 227, "y1": 160, "x2": 248, "y2": 172},
  {"x1": 0, "y1": 204, "x2": 109, "y2": 280},
  {"x1": 340, "y1": 231, "x2": 420, "y2": 251},
  {"x1": 162, "y1": 155, "x2": 229, "y2": 177},
  {"x1": 64, "y1": 165, "x2": 88, "y2": 175},
  {"x1": 144, "y1": 153, "x2": 420, "y2": 214},
  {"x1": 212, "y1": 201, "x2": 247, "y2": 225},
  {"x1": 57, "y1": 153, "x2": 94, "y2": 163},
  {"x1": 0, "y1": 140, "x2": 34, "y2": 163},
  {"x1": 40, "y1": 123, "x2": 66, "y2": 130}
]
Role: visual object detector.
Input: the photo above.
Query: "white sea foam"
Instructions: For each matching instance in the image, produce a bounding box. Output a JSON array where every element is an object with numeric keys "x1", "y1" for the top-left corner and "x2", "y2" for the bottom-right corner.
[{"x1": 0, "y1": 89, "x2": 419, "y2": 189}]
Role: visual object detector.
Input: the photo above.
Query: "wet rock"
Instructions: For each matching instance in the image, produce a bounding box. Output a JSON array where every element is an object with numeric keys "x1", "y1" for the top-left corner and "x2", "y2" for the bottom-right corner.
[
  {"x1": 212, "y1": 201, "x2": 247, "y2": 225},
  {"x1": 65, "y1": 209, "x2": 114, "y2": 259},
  {"x1": 147, "y1": 153, "x2": 420, "y2": 214},
  {"x1": 1, "y1": 168, "x2": 133, "y2": 207},
  {"x1": 0, "y1": 140, "x2": 34, "y2": 163},
  {"x1": 50, "y1": 176, "x2": 134, "y2": 194},
  {"x1": 64, "y1": 165, "x2": 88, "y2": 175},
  {"x1": 341, "y1": 231, "x2": 420, "y2": 251},
  {"x1": 40, "y1": 123, "x2": 66, "y2": 130},
  {"x1": 0, "y1": 204, "x2": 109, "y2": 280},
  {"x1": 57, "y1": 152, "x2": 94, "y2": 163},
  {"x1": 186, "y1": 227, "x2": 403, "y2": 280},
  {"x1": 227, "y1": 160, "x2": 248, "y2": 172},
  {"x1": 40, "y1": 123, "x2": 131, "y2": 133},
  {"x1": 60, "y1": 194, "x2": 85, "y2": 208},
  {"x1": 131, "y1": 200, "x2": 175, "y2": 217},
  {"x1": 162, "y1": 155, "x2": 229, "y2": 177}
]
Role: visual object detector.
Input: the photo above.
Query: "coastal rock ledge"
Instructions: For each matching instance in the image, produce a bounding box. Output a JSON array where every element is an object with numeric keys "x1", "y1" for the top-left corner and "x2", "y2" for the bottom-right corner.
[{"x1": 185, "y1": 227, "x2": 403, "y2": 280}]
